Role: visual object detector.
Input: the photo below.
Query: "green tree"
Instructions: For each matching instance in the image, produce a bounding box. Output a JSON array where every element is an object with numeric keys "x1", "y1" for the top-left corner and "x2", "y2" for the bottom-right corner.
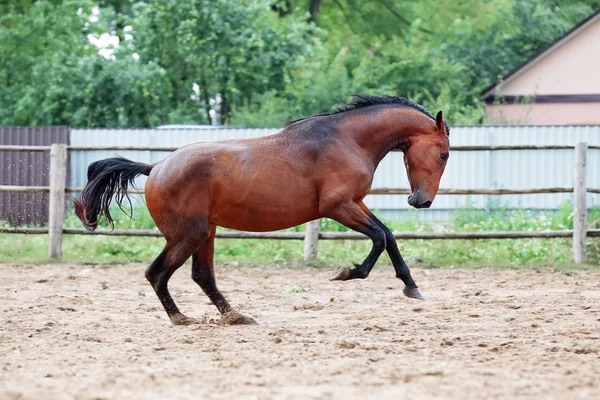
[
  {"x1": 0, "y1": 0, "x2": 95, "y2": 124},
  {"x1": 2, "y1": 0, "x2": 599, "y2": 127},
  {"x1": 0, "y1": 1, "x2": 176, "y2": 127},
  {"x1": 129, "y1": 0, "x2": 313, "y2": 124},
  {"x1": 236, "y1": 0, "x2": 599, "y2": 126}
]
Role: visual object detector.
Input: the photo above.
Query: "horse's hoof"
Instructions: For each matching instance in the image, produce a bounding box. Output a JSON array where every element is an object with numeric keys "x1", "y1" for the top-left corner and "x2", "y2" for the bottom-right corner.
[
  {"x1": 330, "y1": 266, "x2": 351, "y2": 281},
  {"x1": 170, "y1": 314, "x2": 200, "y2": 326},
  {"x1": 403, "y1": 287, "x2": 425, "y2": 300},
  {"x1": 220, "y1": 312, "x2": 259, "y2": 326}
]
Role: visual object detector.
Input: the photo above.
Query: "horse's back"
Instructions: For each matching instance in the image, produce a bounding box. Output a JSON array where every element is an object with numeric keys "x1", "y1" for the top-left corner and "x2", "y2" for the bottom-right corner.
[{"x1": 145, "y1": 135, "x2": 323, "y2": 231}]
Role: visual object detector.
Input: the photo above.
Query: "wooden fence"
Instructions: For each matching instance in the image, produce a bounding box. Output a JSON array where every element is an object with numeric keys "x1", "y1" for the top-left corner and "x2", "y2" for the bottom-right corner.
[{"x1": 1, "y1": 143, "x2": 599, "y2": 263}]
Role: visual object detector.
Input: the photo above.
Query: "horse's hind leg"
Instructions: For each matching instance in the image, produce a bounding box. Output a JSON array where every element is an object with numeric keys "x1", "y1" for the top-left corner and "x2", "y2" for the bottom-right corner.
[
  {"x1": 191, "y1": 224, "x2": 257, "y2": 325},
  {"x1": 145, "y1": 232, "x2": 205, "y2": 326}
]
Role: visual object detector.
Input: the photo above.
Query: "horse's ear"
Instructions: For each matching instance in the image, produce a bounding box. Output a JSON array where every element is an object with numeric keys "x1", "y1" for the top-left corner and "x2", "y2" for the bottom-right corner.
[{"x1": 435, "y1": 111, "x2": 447, "y2": 134}]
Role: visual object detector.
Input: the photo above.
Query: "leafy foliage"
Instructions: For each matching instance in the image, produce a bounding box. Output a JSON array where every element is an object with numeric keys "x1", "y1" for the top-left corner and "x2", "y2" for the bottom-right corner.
[
  {"x1": 1, "y1": 0, "x2": 598, "y2": 127},
  {"x1": 130, "y1": 0, "x2": 313, "y2": 124}
]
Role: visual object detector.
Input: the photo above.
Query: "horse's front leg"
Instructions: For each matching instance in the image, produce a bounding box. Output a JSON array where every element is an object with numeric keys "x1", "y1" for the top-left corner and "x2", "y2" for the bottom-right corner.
[
  {"x1": 328, "y1": 202, "x2": 424, "y2": 300},
  {"x1": 368, "y1": 213, "x2": 423, "y2": 300},
  {"x1": 326, "y1": 201, "x2": 387, "y2": 280}
]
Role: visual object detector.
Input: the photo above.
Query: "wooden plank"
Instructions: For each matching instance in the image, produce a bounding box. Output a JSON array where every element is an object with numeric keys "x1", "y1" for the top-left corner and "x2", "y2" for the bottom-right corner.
[
  {"x1": 63, "y1": 228, "x2": 162, "y2": 237},
  {"x1": 65, "y1": 187, "x2": 145, "y2": 194},
  {"x1": 2, "y1": 227, "x2": 600, "y2": 239},
  {"x1": 68, "y1": 146, "x2": 179, "y2": 152},
  {"x1": 65, "y1": 187, "x2": 581, "y2": 196},
  {"x1": 303, "y1": 220, "x2": 320, "y2": 261},
  {"x1": 319, "y1": 230, "x2": 582, "y2": 240},
  {"x1": 66, "y1": 145, "x2": 579, "y2": 152},
  {"x1": 61, "y1": 229, "x2": 305, "y2": 240},
  {"x1": 0, "y1": 186, "x2": 50, "y2": 193},
  {"x1": 369, "y1": 188, "x2": 574, "y2": 195},
  {"x1": 0, "y1": 185, "x2": 595, "y2": 196},
  {"x1": 48, "y1": 144, "x2": 68, "y2": 259},
  {"x1": 0, "y1": 145, "x2": 51, "y2": 152},
  {"x1": 1, "y1": 144, "x2": 597, "y2": 153},
  {"x1": 447, "y1": 145, "x2": 574, "y2": 151},
  {"x1": 435, "y1": 188, "x2": 575, "y2": 195},
  {"x1": 0, "y1": 227, "x2": 49, "y2": 234},
  {"x1": 573, "y1": 142, "x2": 588, "y2": 263}
]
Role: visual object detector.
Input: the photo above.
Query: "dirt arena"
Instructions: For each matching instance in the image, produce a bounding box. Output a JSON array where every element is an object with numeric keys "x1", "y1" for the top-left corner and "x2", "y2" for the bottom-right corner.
[{"x1": 1, "y1": 263, "x2": 599, "y2": 400}]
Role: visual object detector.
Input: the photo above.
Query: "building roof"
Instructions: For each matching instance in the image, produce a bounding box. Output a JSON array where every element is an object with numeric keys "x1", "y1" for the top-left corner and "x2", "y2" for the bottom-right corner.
[{"x1": 481, "y1": 9, "x2": 600, "y2": 100}]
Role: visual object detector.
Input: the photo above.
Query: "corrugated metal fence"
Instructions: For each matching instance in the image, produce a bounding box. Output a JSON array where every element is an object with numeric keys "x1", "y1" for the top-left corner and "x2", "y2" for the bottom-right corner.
[
  {"x1": 0, "y1": 126, "x2": 70, "y2": 226},
  {"x1": 70, "y1": 125, "x2": 600, "y2": 220}
]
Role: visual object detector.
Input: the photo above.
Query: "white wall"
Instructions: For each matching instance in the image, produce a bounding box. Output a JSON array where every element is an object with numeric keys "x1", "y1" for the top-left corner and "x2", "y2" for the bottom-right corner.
[{"x1": 70, "y1": 125, "x2": 600, "y2": 221}]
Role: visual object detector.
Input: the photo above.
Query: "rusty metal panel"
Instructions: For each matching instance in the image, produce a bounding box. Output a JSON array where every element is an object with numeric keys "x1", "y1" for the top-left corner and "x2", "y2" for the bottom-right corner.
[{"x1": 0, "y1": 126, "x2": 70, "y2": 226}]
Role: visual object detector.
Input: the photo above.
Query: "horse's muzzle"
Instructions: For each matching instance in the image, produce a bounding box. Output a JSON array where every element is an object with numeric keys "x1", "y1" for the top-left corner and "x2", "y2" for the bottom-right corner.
[{"x1": 408, "y1": 191, "x2": 432, "y2": 209}]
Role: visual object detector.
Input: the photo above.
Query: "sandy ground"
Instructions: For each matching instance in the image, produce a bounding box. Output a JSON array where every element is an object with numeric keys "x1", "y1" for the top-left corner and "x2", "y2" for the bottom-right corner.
[{"x1": 1, "y1": 263, "x2": 599, "y2": 400}]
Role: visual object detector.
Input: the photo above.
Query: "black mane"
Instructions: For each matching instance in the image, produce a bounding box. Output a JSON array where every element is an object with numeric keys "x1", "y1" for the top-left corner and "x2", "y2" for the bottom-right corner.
[{"x1": 287, "y1": 94, "x2": 450, "y2": 136}]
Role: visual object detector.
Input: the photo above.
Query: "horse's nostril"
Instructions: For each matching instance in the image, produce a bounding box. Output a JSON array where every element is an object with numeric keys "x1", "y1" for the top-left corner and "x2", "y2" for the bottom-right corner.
[{"x1": 421, "y1": 200, "x2": 432, "y2": 208}]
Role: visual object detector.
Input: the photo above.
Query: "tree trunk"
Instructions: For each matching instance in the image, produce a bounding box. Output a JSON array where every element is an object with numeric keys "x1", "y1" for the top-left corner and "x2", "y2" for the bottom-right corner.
[
  {"x1": 200, "y1": 78, "x2": 212, "y2": 124},
  {"x1": 308, "y1": 0, "x2": 323, "y2": 23},
  {"x1": 220, "y1": 90, "x2": 230, "y2": 125}
]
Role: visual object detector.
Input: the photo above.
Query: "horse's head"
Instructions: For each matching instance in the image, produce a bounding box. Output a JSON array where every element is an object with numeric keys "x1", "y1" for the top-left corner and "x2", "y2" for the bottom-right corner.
[{"x1": 403, "y1": 111, "x2": 449, "y2": 209}]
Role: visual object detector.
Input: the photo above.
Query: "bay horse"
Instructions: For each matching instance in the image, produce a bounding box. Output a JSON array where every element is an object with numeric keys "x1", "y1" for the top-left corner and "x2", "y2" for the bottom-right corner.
[{"x1": 74, "y1": 95, "x2": 450, "y2": 325}]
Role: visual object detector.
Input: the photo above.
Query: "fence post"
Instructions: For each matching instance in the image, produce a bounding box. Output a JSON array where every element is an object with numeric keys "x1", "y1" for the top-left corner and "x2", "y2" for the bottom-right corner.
[
  {"x1": 304, "y1": 219, "x2": 320, "y2": 261},
  {"x1": 573, "y1": 142, "x2": 587, "y2": 263},
  {"x1": 49, "y1": 143, "x2": 67, "y2": 259}
]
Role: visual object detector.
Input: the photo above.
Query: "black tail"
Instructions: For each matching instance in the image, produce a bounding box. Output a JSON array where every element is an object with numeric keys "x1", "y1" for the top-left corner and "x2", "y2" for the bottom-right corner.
[{"x1": 73, "y1": 157, "x2": 153, "y2": 231}]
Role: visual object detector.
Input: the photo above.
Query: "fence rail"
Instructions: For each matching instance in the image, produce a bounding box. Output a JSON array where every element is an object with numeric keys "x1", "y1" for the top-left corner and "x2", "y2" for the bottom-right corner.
[
  {"x1": 0, "y1": 142, "x2": 599, "y2": 262},
  {"x1": 2, "y1": 226, "x2": 599, "y2": 240},
  {"x1": 2, "y1": 144, "x2": 600, "y2": 152},
  {"x1": 6, "y1": 186, "x2": 600, "y2": 195}
]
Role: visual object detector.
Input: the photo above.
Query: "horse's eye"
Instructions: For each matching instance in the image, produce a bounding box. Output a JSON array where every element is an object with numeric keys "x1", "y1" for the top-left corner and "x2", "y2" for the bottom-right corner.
[{"x1": 440, "y1": 153, "x2": 449, "y2": 162}]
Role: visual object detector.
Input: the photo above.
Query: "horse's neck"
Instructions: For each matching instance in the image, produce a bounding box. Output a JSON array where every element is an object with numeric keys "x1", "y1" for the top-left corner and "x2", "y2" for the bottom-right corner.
[{"x1": 344, "y1": 108, "x2": 426, "y2": 167}]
